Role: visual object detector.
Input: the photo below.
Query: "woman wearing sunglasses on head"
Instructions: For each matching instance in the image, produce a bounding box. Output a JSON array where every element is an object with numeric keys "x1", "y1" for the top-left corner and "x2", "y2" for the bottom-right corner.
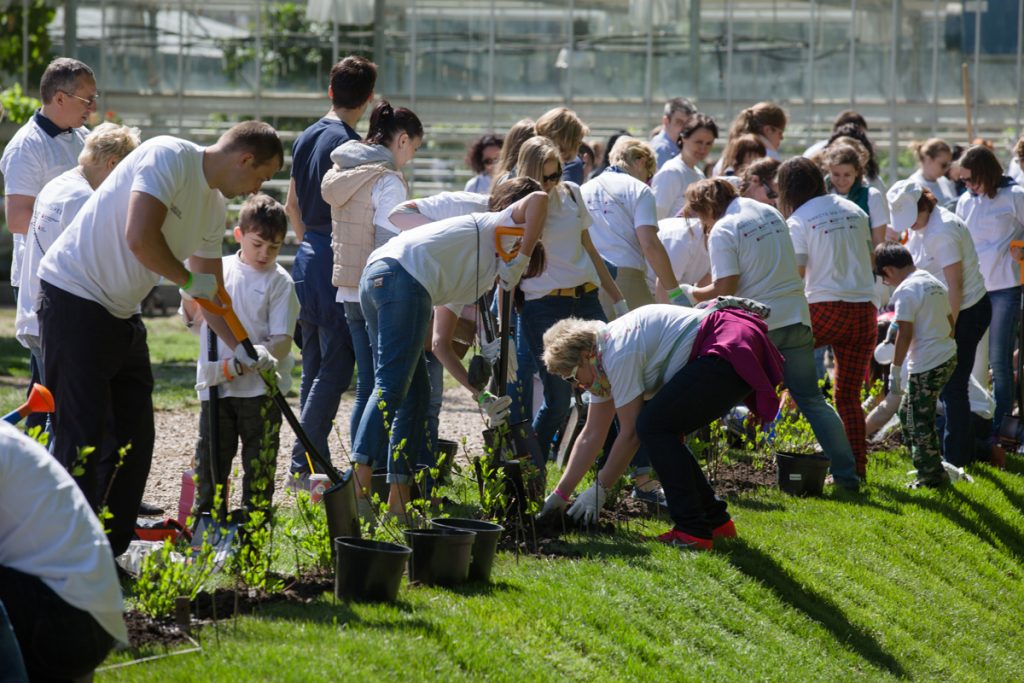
[
  {"x1": 739, "y1": 157, "x2": 780, "y2": 208},
  {"x1": 908, "y1": 138, "x2": 958, "y2": 209},
  {"x1": 955, "y1": 145, "x2": 1024, "y2": 465}
]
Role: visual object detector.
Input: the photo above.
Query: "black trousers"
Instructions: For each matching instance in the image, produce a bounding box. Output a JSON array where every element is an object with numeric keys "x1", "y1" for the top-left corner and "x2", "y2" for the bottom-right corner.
[
  {"x1": 39, "y1": 281, "x2": 155, "y2": 556},
  {"x1": 0, "y1": 566, "x2": 115, "y2": 682},
  {"x1": 636, "y1": 355, "x2": 752, "y2": 538}
]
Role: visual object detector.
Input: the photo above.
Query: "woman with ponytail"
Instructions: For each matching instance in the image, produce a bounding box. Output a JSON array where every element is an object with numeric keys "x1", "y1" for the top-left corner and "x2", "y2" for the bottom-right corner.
[
  {"x1": 321, "y1": 99, "x2": 424, "y2": 505},
  {"x1": 712, "y1": 102, "x2": 786, "y2": 175}
]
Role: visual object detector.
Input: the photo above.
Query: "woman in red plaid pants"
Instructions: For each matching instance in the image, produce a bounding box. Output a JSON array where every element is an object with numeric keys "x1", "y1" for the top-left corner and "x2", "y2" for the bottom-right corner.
[{"x1": 778, "y1": 158, "x2": 884, "y2": 478}]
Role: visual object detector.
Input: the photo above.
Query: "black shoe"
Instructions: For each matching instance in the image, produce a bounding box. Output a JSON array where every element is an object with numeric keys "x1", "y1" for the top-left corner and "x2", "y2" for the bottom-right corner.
[{"x1": 138, "y1": 500, "x2": 165, "y2": 516}]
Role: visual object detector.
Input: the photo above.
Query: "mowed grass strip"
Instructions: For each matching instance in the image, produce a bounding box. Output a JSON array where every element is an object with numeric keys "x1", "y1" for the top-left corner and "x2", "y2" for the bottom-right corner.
[{"x1": 100, "y1": 452, "x2": 1024, "y2": 682}]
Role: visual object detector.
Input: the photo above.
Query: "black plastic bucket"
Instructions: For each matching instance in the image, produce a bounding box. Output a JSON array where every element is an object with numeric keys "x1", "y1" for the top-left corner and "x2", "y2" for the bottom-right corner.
[
  {"x1": 434, "y1": 439, "x2": 459, "y2": 484},
  {"x1": 322, "y1": 471, "x2": 359, "y2": 551},
  {"x1": 775, "y1": 451, "x2": 830, "y2": 496},
  {"x1": 403, "y1": 528, "x2": 475, "y2": 586},
  {"x1": 429, "y1": 518, "x2": 503, "y2": 582},
  {"x1": 334, "y1": 537, "x2": 411, "y2": 602}
]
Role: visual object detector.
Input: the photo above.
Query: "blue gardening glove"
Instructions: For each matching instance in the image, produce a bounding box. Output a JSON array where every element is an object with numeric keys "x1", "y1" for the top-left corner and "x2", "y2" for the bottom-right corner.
[
  {"x1": 181, "y1": 271, "x2": 218, "y2": 300},
  {"x1": 233, "y1": 344, "x2": 276, "y2": 373},
  {"x1": 567, "y1": 481, "x2": 607, "y2": 525},
  {"x1": 497, "y1": 253, "x2": 528, "y2": 291}
]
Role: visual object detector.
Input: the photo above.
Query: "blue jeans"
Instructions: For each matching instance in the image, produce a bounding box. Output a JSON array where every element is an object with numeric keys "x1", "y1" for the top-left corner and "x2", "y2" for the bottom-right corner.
[
  {"x1": 343, "y1": 301, "x2": 376, "y2": 447},
  {"x1": 987, "y1": 286, "x2": 1020, "y2": 440},
  {"x1": 354, "y1": 259, "x2": 433, "y2": 484},
  {"x1": 290, "y1": 317, "x2": 355, "y2": 474},
  {"x1": 768, "y1": 323, "x2": 859, "y2": 487},
  {"x1": 941, "y1": 294, "x2": 991, "y2": 466},
  {"x1": 425, "y1": 351, "x2": 444, "y2": 455}
]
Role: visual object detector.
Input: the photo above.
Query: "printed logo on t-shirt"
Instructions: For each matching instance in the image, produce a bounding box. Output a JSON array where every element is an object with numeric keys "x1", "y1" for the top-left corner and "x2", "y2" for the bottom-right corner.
[
  {"x1": 169, "y1": 204, "x2": 182, "y2": 220},
  {"x1": 737, "y1": 215, "x2": 786, "y2": 242},
  {"x1": 808, "y1": 209, "x2": 863, "y2": 236}
]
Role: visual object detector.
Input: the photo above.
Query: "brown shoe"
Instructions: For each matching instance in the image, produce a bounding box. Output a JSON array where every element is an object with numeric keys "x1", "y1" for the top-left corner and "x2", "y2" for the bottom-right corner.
[{"x1": 991, "y1": 443, "x2": 1007, "y2": 470}]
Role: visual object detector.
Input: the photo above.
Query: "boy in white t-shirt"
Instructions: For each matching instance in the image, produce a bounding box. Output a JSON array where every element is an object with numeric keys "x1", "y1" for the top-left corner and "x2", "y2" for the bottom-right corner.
[
  {"x1": 875, "y1": 241, "x2": 957, "y2": 488},
  {"x1": 181, "y1": 195, "x2": 299, "y2": 515}
]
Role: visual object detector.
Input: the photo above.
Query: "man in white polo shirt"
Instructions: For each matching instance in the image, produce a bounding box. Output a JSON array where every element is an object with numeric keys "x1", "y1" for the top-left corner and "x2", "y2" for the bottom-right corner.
[{"x1": 37, "y1": 121, "x2": 283, "y2": 556}]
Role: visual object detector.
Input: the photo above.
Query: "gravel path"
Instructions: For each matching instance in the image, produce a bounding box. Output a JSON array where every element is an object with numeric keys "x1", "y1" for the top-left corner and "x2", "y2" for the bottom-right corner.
[{"x1": 145, "y1": 388, "x2": 490, "y2": 515}]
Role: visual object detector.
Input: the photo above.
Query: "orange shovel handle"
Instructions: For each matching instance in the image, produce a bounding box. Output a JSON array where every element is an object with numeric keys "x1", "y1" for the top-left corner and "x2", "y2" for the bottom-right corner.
[
  {"x1": 495, "y1": 226, "x2": 525, "y2": 263},
  {"x1": 194, "y1": 286, "x2": 249, "y2": 343}
]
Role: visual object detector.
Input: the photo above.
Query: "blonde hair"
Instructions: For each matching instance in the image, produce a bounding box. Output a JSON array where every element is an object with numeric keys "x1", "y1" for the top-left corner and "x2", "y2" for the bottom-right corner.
[
  {"x1": 79, "y1": 122, "x2": 141, "y2": 167},
  {"x1": 910, "y1": 137, "x2": 952, "y2": 163},
  {"x1": 516, "y1": 136, "x2": 562, "y2": 186},
  {"x1": 608, "y1": 137, "x2": 656, "y2": 180},
  {"x1": 535, "y1": 107, "x2": 589, "y2": 159},
  {"x1": 496, "y1": 118, "x2": 535, "y2": 179},
  {"x1": 541, "y1": 318, "x2": 603, "y2": 378}
]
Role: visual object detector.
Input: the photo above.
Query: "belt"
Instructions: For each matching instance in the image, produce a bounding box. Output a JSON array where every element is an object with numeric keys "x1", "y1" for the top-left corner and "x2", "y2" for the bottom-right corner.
[{"x1": 547, "y1": 282, "x2": 598, "y2": 298}]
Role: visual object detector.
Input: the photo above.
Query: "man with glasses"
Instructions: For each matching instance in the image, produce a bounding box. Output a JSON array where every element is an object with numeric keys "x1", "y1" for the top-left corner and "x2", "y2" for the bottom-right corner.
[{"x1": 0, "y1": 57, "x2": 95, "y2": 435}]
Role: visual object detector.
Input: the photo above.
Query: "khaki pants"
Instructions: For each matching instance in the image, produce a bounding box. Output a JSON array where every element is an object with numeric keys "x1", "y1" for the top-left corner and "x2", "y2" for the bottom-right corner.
[{"x1": 599, "y1": 266, "x2": 654, "y2": 320}]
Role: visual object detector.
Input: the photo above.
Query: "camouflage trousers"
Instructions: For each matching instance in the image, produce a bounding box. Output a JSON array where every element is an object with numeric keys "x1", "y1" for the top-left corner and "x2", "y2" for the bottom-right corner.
[{"x1": 899, "y1": 357, "x2": 956, "y2": 483}]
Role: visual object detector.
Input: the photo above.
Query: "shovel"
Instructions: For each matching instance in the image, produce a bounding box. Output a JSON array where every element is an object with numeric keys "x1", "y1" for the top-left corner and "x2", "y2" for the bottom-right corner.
[
  {"x1": 3, "y1": 383, "x2": 54, "y2": 425},
  {"x1": 195, "y1": 287, "x2": 359, "y2": 545}
]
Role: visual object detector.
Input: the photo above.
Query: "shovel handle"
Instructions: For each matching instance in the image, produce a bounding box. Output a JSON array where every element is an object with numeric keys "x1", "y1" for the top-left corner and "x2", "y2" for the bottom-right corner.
[
  {"x1": 194, "y1": 286, "x2": 249, "y2": 344},
  {"x1": 495, "y1": 226, "x2": 525, "y2": 263}
]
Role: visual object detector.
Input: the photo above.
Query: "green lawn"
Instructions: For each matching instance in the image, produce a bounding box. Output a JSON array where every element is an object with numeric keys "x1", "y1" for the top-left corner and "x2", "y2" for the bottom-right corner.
[{"x1": 98, "y1": 451, "x2": 1024, "y2": 681}]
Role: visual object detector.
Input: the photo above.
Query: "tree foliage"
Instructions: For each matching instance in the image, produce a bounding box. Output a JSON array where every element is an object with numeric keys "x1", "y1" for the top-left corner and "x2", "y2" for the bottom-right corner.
[{"x1": 0, "y1": 1, "x2": 56, "y2": 90}]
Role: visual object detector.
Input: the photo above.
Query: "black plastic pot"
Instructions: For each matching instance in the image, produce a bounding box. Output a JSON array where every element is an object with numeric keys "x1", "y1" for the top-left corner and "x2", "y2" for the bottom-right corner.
[
  {"x1": 776, "y1": 451, "x2": 830, "y2": 496},
  {"x1": 403, "y1": 528, "x2": 476, "y2": 586},
  {"x1": 333, "y1": 537, "x2": 411, "y2": 602},
  {"x1": 370, "y1": 465, "x2": 428, "y2": 504},
  {"x1": 434, "y1": 439, "x2": 459, "y2": 484},
  {"x1": 429, "y1": 518, "x2": 503, "y2": 582},
  {"x1": 322, "y1": 471, "x2": 359, "y2": 549}
]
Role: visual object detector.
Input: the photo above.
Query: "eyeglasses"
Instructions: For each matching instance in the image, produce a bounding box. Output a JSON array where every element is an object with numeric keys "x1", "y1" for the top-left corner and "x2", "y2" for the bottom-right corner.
[
  {"x1": 765, "y1": 186, "x2": 779, "y2": 200},
  {"x1": 960, "y1": 172, "x2": 978, "y2": 186},
  {"x1": 61, "y1": 90, "x2": 99, "y2": 107},
  {"x1": 542, "y1": 170, "x2": 562, "y2": 184}
]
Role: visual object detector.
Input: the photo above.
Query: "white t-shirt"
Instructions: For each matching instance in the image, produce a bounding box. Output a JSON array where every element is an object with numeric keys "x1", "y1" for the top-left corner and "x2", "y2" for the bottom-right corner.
[
  {"x1": 16, "y1": 167, "x2": 93, "y2": 344},
  {"x1": 1007, "y1": 156, "x2": 1023, "y2": 184},
  {"x1": 590, "y1": 304, "x2": 707, "y2": 408},
  {"x1": 787, "y1": 194, "x2": 876, "y2": 304},
  {"x1": 651, "y1": 156, "x2": 704, "y2": 220},
  {"x1": 519, "y1": 183, "x2": 598, "y2": 301},
  {"x1": 649, "y1": 217, "x2": 709, "y2": 289},
  {"x1": 0, "y1": 422, "x2": 128, "y2": 644},
  {"x1": 464, "y1": 173, "x2": 493, "y2": 194},
  {"x1": 581, "y1": 171, "x2": 658, "y2": 271},
  {"x1": 708, "y1": 197, "x2": 811, "y2": 331},
  {"x1": 911, "y1": 206, "x2": 987, "y2": 312},
  {"x1": 393, "y1": 191, "x2": 489, "y2": 224},
  {"x1": 892, "y1": 269, "x2": 956, "y2": 373},
  {"x1": 336, "y1": 173, "x2": 408, "y2": 303},
  {"x1": 197, "y1": 253, "x2": 299, "y2": 400},
  {"x1": 956, "y1": 183, "x2": 1024, "y2": 292},
  {"x1": 38, "y1": 137, "x2": 226, "y2": 318},
  {"x1": 0, "y1": 113, "x2": 88, "y2": 286},
  {"x1": 832, "y1": 185, "x2": 890, "y2": 231},
  {"x1": 908, "y1": 168, "x2": 958, "y2": 208},
  {"x1": 368, "y1": 205, "x2": 524, "y2": 307}
]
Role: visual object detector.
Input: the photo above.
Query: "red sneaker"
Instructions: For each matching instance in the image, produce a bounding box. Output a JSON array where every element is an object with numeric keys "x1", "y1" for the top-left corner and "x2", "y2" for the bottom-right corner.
[
  {"x1": 712, "y1": 519, "x2": 737, "y2": 540},
  {"x1": 656, "y1": 528, "x2": 712, "y2": 551}
]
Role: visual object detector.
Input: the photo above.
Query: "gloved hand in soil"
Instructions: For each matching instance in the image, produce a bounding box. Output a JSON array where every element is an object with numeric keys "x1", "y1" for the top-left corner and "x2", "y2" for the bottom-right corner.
[
  {"x1": 497, "y1": 253, "x2": 528, "y2": 291},
  {"x1": 538, "y1": 490, "x2": 569, "y2": 519},
  {"x1": 181, "y1": 271, "x2": 219, "y2": 300},
  {"x1": 476, "y1": 390, "x2": 512, "y2": 428},
  {"x1": 567, "y1": 481, "x2": 607, "y2": 525},
  {"x1": 195, "y1": 359, "x2": 244, "y2": 391},
  {"x1": 233, "y1": 344, "x2": 277, "y2": 374}
]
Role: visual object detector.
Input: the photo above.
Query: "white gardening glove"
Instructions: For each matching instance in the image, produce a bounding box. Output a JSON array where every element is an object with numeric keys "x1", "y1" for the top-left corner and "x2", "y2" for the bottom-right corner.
[
  {"x1": 195, "y1": 359, "x2": 243, "y2": 391},
  {"x1": 889, "y1": 364, "x2": 904, "y2": 396},
  {"x1": 181, "y1": 271, "x2": 218, "y2": 301},
  {"x1": 612, "y1": 299, "x2": 629, "y2": 318},
  {"x1": 538, "y1": 491, "x2": 569, "y2": 519},
  {"x1": 667, "y1": 284, "x2": 695, "y2": 307},
  {"x1": 567, "y1": 481, "x2": 607, "y2": 525},
  {"x1": 233, "y1": 344, "x2": 277, "y2": 373},
  {"x1": 476, "y1": 390, "x2": 512, "y2": 428},
  {"x1": 497, "y1": 253, "x2": 528, "y2": 291},
  {"x1": 479, "y1": 336, "x2": 500, "y2": 365}
]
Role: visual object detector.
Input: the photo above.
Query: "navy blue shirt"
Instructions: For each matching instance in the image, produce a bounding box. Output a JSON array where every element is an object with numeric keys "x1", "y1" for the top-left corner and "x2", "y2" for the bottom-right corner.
[
  {"x1": 562, "y1": 155, "x2": 584, "y2": 185},
  {"x1": 291, "y1": 117, "x2": 359, "y2": 330},
  {"x1": 291, "y1": 117, "x2": 359, "y2": 233}
]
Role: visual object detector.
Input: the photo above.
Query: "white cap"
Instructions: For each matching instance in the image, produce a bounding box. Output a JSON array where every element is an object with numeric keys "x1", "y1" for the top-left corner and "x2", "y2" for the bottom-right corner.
[{"x1": 886, "y1": 179, "x2": 923, "y2": 234}]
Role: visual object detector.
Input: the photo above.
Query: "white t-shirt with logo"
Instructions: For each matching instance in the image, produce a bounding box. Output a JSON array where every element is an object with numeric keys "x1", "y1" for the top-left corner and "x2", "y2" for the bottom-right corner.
[
  {"x1": 368, "y1": 206, "x2": 524, "y2": 307},
  {"x1": 0, "y1": 114, "x2": 88, "y2": 286},
  {"x1": 651, "y1": 156, "x2": 704, "y2": 220},
  {"x1": 581, "y1": 171, "x2": 658, "y2": 271},
  {"x1": 912, "y1": 206, "x2": 987, "y2": 312},
  {"x1": 0, "y1": 421, "x2": 128, "y2": 644},
  {"x1": 956, "y1": 183, "x2": 1024, "y2": 292},
  {"x1": 649, "y1": 217, "x2": 710, "y2": 290},
  {"x1": 787, "y1": 194, "x2": 876, "y2": 304},
  {"x1": 708, "y1": 197, "x2": 811, "y2": 331},
  {"x1": 519, "y1": 182, "x2": 599, "y2": 301},
  {"x1": 590, "y1": 304, "x2": 707, "y2": 408},
  {"x1": 892, "y1": 269, "x2": 956, "y2": 373},
  {"x1": 908, "y1": 169, "x2": 958, "y2": 208},
  {"x1": 197, "y1": 252, "x2": 299, "y2": 400},
  {"x1": 16, "y1": 167, "x2": 93, "y2": 344},
  {"x1": 38, "y1": 137, "x2": 226, "y2": 319}
]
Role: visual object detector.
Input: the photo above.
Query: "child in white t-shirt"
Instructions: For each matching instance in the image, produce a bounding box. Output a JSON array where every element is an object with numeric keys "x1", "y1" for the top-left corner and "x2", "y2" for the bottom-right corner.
[
  {"x1": 180, "y1": 195, "x2": 299, "y2": 515},
  {"x1": 875, "y1": 241, "x2": 956, "y2": 488}
]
